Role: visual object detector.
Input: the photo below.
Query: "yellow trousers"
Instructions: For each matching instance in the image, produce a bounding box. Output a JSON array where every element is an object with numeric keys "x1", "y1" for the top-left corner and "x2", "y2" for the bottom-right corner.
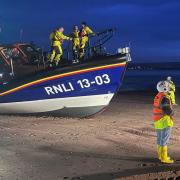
[
  {"x1": 80, "y1": 36, "x2": 88, "y2": 58},
  {"x1": 80, "y1": 36, "x2": 88, "y2": 49},
  {"x1": 50, "y1": 45, "x2": 63, "y2": 65},
  {"x1": 73, "y1": 38, "x2": 80, "y2": 51}
]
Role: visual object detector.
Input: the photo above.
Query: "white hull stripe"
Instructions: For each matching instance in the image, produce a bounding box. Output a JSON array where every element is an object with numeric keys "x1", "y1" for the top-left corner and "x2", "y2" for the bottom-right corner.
[{"x1": 0, "y1": 94, "x2": 114, "y2": 114}]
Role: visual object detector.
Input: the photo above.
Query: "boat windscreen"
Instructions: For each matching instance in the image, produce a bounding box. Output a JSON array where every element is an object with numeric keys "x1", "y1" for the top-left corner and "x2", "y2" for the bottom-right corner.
[
  {"x1": 19, "y1": 45, "x2": 37, "y2": 54},
  {"x1": 1, "y1": 48, "x2": 12, "y2": 59}
]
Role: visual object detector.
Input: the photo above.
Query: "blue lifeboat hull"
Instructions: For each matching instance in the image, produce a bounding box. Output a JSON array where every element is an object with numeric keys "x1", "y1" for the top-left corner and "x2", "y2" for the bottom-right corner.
[{"x1": 0, "y1": 54, "x2": 128, "y2": 117}]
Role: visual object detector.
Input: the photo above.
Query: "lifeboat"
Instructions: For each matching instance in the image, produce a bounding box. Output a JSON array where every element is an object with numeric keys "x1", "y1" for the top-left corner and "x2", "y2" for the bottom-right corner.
[{"x1": 0, "y1": 29, "x2": 131, "y2": 117}]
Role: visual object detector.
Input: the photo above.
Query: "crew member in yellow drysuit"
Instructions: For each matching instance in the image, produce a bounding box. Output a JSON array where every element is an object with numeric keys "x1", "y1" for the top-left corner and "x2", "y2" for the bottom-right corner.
[
  {"x1": 167, "y1": 76, "x2": 177, "y2": 105},
  {"x1": 50, "y1": 27, "x2": 72, "y2": 66},
  {"x1": 70, "y1": 25, "x2": 80, "y2": 60},
  {"x1": 79, "y1": 22, "x2": 94, "y2": 59}
]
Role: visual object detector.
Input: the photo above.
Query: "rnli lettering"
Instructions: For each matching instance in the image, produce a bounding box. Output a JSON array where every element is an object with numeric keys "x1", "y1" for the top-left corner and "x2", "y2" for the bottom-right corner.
[
  {"x1": 44, "y1": 74, "x2": 111, "y2": 95},
  {"x1": 44, "y1": 82, "x2": 74, "y2": 95}
]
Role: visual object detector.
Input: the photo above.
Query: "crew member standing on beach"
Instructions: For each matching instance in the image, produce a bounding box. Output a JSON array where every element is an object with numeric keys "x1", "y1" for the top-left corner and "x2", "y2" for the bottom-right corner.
[
  {"x1": 153, "y1": 81, "x2": 174, "y2": 164},
  {"x1": 166, "y1": 76, "x2": 177, "y2": 105}
]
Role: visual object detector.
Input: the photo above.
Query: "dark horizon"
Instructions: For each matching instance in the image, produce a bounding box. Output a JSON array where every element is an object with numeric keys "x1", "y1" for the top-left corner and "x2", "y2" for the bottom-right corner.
[{"x1": 1, "y1": 0, "x2": 180, "y2": 62}]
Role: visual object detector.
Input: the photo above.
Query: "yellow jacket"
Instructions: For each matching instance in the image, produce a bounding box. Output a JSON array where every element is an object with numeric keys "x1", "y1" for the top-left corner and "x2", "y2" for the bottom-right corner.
[
  {"x1": 154, "y1": 115, "x2": 173, "y2": 129},
  {"x1": 71, "y1": 31, "x2": 80, "y2": 46},
  {"x1": 71, "y1": 31, "x2": 79, "y2": 38},
  {"x1": 80, "y1": 26, "x2": 93, "y2": 37},
  {"x1": 53, "y1": 31, "x2": 70, "y2": 46}
]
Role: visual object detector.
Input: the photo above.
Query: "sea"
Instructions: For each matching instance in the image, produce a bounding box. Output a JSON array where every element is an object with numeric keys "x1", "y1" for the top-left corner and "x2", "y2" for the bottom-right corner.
[{"x1": 121, "y1": 63, "x2": 180, "y2": 91}]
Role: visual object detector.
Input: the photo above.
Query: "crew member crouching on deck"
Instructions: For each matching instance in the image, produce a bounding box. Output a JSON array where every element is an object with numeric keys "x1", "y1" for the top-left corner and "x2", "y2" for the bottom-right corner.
[{"x1": 153, "y1": 81, "x2": 174, "y2": 164}]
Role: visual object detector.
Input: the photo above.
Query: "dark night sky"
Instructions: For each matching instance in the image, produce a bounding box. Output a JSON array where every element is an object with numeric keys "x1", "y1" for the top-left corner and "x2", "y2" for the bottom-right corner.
[{"x1": 0, "y1": 0, "x2": 180, "y2": 62}]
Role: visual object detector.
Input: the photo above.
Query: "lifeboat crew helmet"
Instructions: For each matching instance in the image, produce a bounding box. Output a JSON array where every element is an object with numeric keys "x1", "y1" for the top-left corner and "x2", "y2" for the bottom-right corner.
[{"x1": 156, "y1": 81, "x2": 170, "y2": 93}]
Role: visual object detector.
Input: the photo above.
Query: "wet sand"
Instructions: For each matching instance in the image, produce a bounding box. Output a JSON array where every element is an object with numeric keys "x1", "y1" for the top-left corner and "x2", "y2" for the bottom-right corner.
[{"x1": 0, "y1": 91, "x2": 180, "y2": 180}]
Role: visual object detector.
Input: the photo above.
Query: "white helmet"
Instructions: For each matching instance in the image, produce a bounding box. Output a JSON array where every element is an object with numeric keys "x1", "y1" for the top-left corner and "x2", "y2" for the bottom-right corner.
[
  {"x1": 157, "y1": 81, "x2": 170, "y2": 93},
  {"x1": 167, "y1": 76, "x2": 172, "y2": 81}
]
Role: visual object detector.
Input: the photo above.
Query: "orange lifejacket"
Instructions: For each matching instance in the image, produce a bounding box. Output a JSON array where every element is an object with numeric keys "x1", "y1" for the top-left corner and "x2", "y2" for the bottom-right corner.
[{"x1": 153, "y1": 92, "x2": 165, "y2": 121}]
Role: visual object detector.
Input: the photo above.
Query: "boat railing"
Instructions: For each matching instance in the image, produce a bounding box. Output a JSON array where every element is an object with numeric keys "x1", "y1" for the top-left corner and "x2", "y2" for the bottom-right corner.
[{"x1": 63, "y1": 28, "x2": 116, "y2": 61}]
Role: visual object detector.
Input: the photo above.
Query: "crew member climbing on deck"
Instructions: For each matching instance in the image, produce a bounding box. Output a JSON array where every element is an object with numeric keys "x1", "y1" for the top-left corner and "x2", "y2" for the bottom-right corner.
[
  {"x1": 50, "y1": 27, "x2": 72, "y2": 66},
  {"x1": 79, "y1": 22, "x2": 94, "y2": 59},
  {"x1": 70, "y1": 25, "x2": 80, "y2": 61},
  {"x1": 166, "y1": 76, "x2": 177, "y2": 105},
  {"x1": 153, "y1": 81, "x2": 174, "y2": 164}
]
